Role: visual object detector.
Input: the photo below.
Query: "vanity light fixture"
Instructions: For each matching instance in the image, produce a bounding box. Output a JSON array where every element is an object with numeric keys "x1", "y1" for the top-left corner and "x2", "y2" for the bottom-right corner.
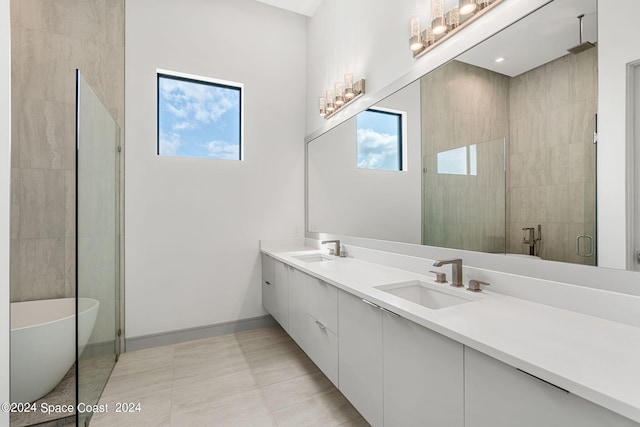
[
  {"x1": 318, "y1": 73, "x2": 366, "y2": 119},
  {"x1": 410, "y1": 0, "x2": 502, "y2": 59}
]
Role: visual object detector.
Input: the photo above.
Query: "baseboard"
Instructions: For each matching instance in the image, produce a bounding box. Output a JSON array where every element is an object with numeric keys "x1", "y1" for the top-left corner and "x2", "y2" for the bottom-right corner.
[{"x1": 124, "y1": 315, "x2": 278, "y2": 352}]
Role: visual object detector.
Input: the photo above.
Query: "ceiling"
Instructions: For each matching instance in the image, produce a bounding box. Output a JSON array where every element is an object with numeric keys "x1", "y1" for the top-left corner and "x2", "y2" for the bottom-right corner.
[
  {"x1": 255, "y1": 0, "x2": 323, "y2": 17},
  {"x1": 456, "y1": 0, "x2": 597, "y2": 77}
]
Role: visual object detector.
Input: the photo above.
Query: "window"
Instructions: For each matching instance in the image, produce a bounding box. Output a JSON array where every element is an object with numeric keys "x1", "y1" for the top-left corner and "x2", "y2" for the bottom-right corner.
[
  {"x1": 356, "y1": 108, "x2": 404, "y2": 171},
  {"x1": 157, "y1": 70, "x2": 243, "y2": 160},
  {"x1": 436, "y1": 145, "x2": 477, "y2": 176}
]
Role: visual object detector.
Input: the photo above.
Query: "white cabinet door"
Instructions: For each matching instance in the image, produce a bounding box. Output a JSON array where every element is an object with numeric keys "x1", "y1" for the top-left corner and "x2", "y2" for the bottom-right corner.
[
  {"x1": 261, "y1": 255, "x2": 277, "y2": 317},
  {"x1": 307, "y1": 276, "x2": 338, "y2": 334},
  {"x1": 306, "y1": 313, "x2": 339, "y2": 386},
  {"x1": 383, "y1": 313, "x2": 464, "y2": 427},
  {"x1": 338, "y1": 290, "x2": 383, "y2": 427},
  {"x1": 465, "y1": 347, "x2": 639, "y2": 427},
  {"x1": 272, "y1": 260, "x2": 289, "y2": 331},
  {"x1": 288, "y1": 267, "x2": 308, "y2": 350}
]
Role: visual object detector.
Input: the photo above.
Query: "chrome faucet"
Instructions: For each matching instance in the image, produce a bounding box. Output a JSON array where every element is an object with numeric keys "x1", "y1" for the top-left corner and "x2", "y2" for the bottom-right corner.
[
  {"x1": 432, "y1": 259, "x2": 463, "y2": 287},
  {"x1": 321, "y1": 240, "x2": 341, "y2": 257}
]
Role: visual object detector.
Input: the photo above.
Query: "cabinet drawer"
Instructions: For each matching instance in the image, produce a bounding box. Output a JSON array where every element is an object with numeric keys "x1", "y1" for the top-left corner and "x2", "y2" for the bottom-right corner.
[
  {"x1": 261, "y1": 254, "x2": 275, "y2": 286},
  {"x1": 306, "y1": 313, "x2": 339, "y2": 387},
  {"x1": 308, "y1": 276, "x2": 338, "y2": 334}
]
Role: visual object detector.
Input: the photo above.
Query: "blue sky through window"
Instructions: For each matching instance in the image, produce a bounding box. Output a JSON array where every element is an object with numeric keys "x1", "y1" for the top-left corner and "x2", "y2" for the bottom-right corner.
[
  {"x1": 158, "y1": 73, "x2": 241, "y2": 159},
  {"x1": 356, "y1": 109, "x2": 402, "y2": 170}
]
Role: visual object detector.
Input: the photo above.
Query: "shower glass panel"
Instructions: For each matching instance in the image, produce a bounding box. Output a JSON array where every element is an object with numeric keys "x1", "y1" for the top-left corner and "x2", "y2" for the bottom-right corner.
[
  {"x1": 76, "y1": 71, "x2": 120, "y2": 425},
  {"x1": 575, "y1": 115, "x2": 597, "y2": 265},
  {"x1": 423, "y1": 137, "x2": 506, "y2": 253}
]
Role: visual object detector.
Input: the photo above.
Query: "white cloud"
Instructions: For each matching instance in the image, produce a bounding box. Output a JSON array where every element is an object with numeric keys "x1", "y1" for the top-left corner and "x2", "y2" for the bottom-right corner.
[
  {"x1": 206, "y1": 139, "x2": 239, "y2": 160},
  {"x1": 159, "y1": 77, "x2": 238, "y2": 132},
  {"x1": 159, "y1": 131, "x2": 181, "y2": 156},
  {"x1": 356, "y1": 128, "x2": 399, "y2": 170}
]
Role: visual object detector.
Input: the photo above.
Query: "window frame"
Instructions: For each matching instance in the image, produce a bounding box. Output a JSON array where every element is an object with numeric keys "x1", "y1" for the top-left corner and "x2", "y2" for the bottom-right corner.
[{"x1": 156, "y1": 69, "x2": 244, "y2": 160}]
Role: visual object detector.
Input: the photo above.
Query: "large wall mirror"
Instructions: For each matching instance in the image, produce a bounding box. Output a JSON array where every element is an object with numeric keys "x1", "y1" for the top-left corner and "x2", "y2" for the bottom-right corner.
[{"x1": 306, "y1": 0, "x2": 623, "y2": 270}]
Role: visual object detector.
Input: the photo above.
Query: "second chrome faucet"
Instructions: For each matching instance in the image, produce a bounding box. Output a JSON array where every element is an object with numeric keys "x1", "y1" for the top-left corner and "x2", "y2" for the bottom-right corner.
[{"x1": 432, "y1": 258, "x2": 463, "y2": 287}]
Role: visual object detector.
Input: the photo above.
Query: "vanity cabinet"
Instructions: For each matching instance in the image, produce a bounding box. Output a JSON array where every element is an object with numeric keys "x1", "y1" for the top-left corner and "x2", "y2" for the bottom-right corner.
[
  {"x1": 261, "y1": 255, "x2": 277, "y2": 322},
  {"x1": 383, "y1": 313, "x2": 464, "y2": 427},
  {"x1": 338, "y1": 290, "x2": 384, "y2": 427},
  {"x1": 288, "y1": 266, "x2": 308, "y2": 350},
  {"x1": 464, "y1": 347, "x2": 638, "y2": 427},
  {"x1": 306, "y1": 276, "x2": 339, "y2": 386},
  {"x1": 262, "y1": 256, "x2": 290, "y2": 332},
  {"x1": 338, "y1": 289, "x2": 465, "y2": 427}
]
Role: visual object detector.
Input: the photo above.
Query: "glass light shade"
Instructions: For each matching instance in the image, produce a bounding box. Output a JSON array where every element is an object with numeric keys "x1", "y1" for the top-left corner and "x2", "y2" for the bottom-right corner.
[
  {"x1": 334, "y1": 82, "x2": 345, "y2": 106},
  {"x1": 459, "y1": 0, "x2": 477, "y2": 15},
  {"x1": 326, "y1": 89, "x2": 335, "y2": 112},
  {"x1": 447, "y1": 7, "x2": 460, "y2": 29},
  {"x1": 410, "y1": 16, "x2": 421, "y2": 37},
  {"x1": 431, "y1": 0, "x2": 444, "y2": 19},
  {"x1": 344, "y1": 73, "x2": 355, "y2": 99},
  {"x1": 424, "y1": 27, "x2": 435, "y2": 46},
  {"x1": 319, "y1": 97, "x2": 326, "y2": 117}
]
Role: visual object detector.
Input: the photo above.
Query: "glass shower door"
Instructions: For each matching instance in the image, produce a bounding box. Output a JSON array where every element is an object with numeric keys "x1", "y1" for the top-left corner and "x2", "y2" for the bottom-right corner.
[
  {"x1": 76, "y1": 71, "x2": 121, "y2": 425},
  {"x1": 575, "y1": 114, "x2": 598, "y2": 265}
]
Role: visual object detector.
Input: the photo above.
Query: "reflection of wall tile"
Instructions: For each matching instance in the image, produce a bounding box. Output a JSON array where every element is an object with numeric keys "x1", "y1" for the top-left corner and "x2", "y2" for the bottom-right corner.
[{"x1": 18, "y1": 169, "x2": 65, "y2": 239}]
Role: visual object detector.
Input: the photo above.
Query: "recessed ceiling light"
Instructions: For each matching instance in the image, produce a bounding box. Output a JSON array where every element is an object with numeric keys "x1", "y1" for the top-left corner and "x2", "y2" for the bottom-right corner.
[{"x1": 494, "y1": 57, "x2": 506, "y2": 63}]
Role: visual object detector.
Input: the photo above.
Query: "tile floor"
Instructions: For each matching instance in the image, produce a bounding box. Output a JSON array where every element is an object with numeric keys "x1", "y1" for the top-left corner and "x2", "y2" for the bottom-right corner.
[{"x1": 89, "y1": 327, "x2": 369, "y2": 426}]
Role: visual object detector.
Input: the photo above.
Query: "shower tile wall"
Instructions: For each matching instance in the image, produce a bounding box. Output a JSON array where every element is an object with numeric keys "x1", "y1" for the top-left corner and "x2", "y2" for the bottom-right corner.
[
  {"x1": 421, "y1": 60, "x2": 510, "y2": 253},
  {"x1": 508, "y1": 48, "x2": 597, "y2": 263},
  {"x1": 10, "y1": 0, "x2": 124, "y2": 302}
]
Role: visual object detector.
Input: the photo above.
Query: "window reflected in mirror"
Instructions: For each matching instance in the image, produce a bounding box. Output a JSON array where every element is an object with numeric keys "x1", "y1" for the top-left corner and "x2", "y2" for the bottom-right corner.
[{"x1": 356, "y1": 109, "x2": 404, "y2": 171}]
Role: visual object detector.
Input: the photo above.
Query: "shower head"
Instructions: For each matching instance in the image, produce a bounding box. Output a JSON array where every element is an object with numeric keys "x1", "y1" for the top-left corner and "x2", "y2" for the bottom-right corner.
[{"x1": 567, "y1": 14, "x2": 595, "y2": 54}]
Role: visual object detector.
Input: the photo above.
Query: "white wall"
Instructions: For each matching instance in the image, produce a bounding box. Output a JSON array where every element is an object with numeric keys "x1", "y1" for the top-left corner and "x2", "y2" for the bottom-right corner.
[
  {"x1": 1, "y1": 0, "x2": 10, "y2": 423},
  {"x1": 597, "y1": 0, "x2": 640, "y2": 269},
  {"x1": 308, "y1": 80, "x2": 421, "y2": 244},
  {"x1": 125, "y1": 0, "x2": 306, "y2": 338},
  {"x1": 306, "y1": 0, "x2": 550, "y2": 137}
]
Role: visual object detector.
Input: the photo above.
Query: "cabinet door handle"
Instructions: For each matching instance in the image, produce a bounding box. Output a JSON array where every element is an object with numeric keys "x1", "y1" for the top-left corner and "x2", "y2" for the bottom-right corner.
[
  {"x1": 315, "y1": 320, "x2": 327, "y2": 330},
  {"x1": 361, "y1": 298, "x2": 379, "y2": 308},
  {"x1": 380, "y1": 306, "x2": 400, "y2": 317},
  {"x1": 265, "y1": 281, "x2": 272, "y2": 286},
  {"x1": 516, "y1": 369, "x2": 569, "y2": 394}
]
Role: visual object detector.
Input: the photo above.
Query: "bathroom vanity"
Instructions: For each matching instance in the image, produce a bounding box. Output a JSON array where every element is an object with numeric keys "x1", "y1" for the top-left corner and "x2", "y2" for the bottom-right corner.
[{"x1": 260, "y1": 241, "x2": 640, "y2": 427}]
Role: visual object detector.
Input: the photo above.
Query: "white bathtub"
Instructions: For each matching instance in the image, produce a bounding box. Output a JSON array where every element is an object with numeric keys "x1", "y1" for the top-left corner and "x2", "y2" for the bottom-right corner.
[{"x1": 10, "y1": 298, "x2": 99, "y2": 403}]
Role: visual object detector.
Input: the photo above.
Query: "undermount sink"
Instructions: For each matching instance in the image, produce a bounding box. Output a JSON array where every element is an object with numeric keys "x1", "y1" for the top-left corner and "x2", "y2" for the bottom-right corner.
[
  {"x1": 376, "y1": 280, "x2": 478, "y2": 309},
  {"x1": 292, "y1": 253, "x2": 333, "y2": 263}
]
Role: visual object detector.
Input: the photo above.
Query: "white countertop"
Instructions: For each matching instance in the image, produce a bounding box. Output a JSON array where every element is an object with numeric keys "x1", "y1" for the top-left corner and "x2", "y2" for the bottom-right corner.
[{"x1": 260, "y1": 243, "x2": 640, "y2": 424}]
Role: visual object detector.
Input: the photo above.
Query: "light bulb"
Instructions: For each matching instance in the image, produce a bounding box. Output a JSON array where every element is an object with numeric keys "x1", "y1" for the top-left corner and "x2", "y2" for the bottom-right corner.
[
  {"x1": 431, "y1": 0, "x2": 448, "y2": 35},
  {"x1": 319, "y1": 97, "x2": 326, "y2": 117},
  {"x1": 459, "y1": 0, "x2": 476, "y2": 16}
]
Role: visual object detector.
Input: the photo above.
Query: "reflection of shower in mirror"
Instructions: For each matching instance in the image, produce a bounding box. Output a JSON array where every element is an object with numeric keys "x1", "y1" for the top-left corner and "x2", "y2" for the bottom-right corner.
[{"x1": 522, "y1": 225, "x2": 542, "y2": 257}]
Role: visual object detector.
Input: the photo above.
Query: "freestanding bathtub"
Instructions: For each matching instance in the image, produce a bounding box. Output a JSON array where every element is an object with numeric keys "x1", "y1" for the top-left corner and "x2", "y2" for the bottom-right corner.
[{"x1": 10, "y1": 298, "x2": 99, "y2": 403}]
